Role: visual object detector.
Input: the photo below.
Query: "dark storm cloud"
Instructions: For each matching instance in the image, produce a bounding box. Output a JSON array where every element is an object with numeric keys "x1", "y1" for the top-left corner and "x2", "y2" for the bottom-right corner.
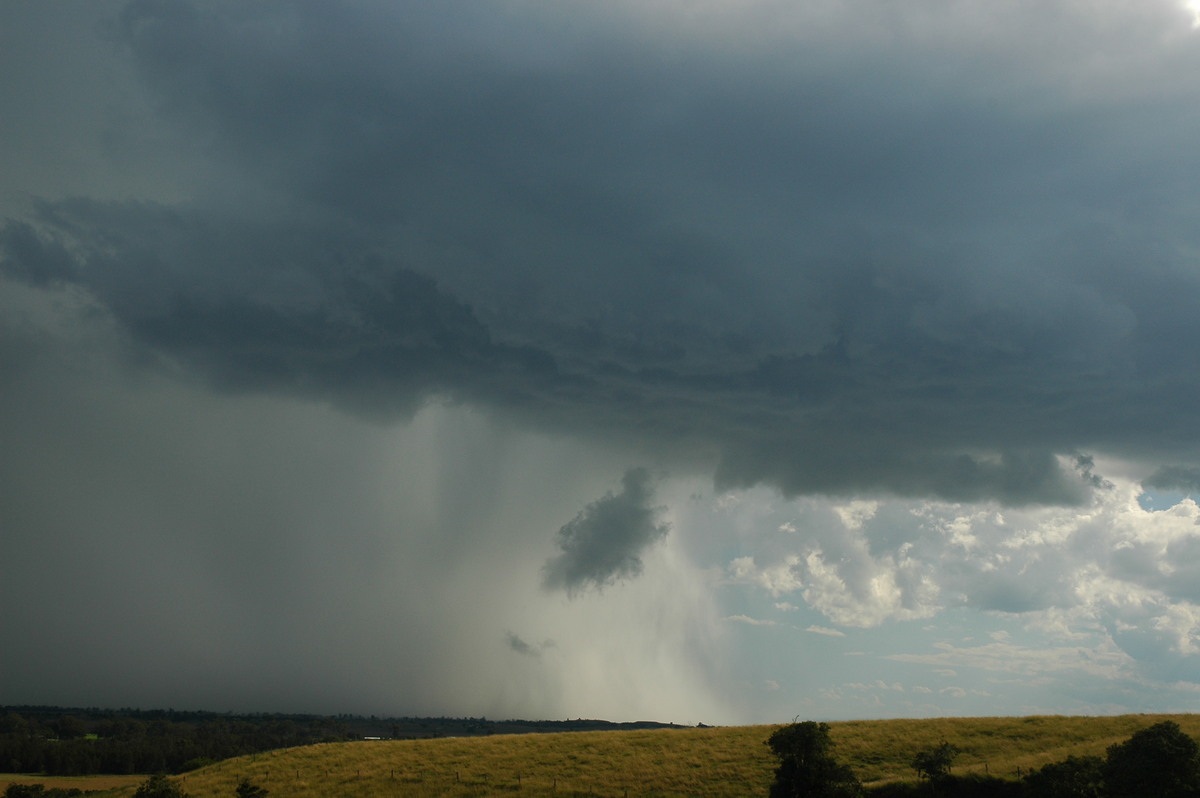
[
  {"x1": 506, "y1": 633, "x2": 537, "y2": 657},
  {"x1": 0, "y1": 203, "x2": 560, "y2": 420},
  {"x1": 1143, "y1": 465, "x2": 1200, "y2": 493},
  {"x1": 506, "y1": 632, "x2": 554, "y2": 658},
  {"x1": 5, "y1": 0, "x2": 1200, "y2": 505},
  {"x1": 543, "y1": 468, "x2": 670, "y2": 594}
]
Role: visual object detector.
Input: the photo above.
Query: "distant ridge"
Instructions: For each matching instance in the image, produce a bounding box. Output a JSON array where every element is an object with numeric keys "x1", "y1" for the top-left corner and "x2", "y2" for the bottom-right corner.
[{"x1": 0, "y1": 704, "x2": 691, "y2": 738}]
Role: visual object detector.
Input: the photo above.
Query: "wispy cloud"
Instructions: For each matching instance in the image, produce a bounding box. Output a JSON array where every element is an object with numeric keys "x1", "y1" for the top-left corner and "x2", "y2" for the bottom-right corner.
[
  {"x1": 805, "y1": 625, "x2": 846, "y2": 637},
  {"x1": 887, "y1": 640, "x2": 1134, "y2": 681},
  {"x1": 727, "y1": 615, "x2": 778, "y2": 627}
]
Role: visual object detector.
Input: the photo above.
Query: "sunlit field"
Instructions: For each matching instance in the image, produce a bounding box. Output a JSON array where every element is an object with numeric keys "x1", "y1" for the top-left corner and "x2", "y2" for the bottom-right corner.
[
  {"x1": 828, "y1": 713, "x2": 1200, "y2": 783},
  {"x1": 0, "y1": 774, "x2": 146, "y2": 793},
  {"x1": 76, "y1": 713, "x2": 1200, "y2": 797}
]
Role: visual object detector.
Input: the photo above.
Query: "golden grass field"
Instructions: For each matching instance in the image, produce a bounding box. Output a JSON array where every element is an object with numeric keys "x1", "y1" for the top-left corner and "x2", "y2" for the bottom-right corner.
[
  {"x1": 0, "y1": 774, "x2": 147, "y2": 792},
  {"x1": 9, "y1": 713, "x2": 1199, "y2": 797}
]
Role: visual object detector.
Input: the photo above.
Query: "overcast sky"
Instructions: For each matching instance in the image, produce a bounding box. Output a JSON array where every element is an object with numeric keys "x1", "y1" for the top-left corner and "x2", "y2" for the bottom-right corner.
[{"x1": 4, "y1": 0, "x2": 1200, "y2": 724}]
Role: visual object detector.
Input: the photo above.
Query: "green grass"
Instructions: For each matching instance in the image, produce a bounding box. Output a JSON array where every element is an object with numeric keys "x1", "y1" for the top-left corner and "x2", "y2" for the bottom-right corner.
[
  {"x1": 85, "y1": 713, "x2": 1199, "y2": 797},
  {"x1": 0, "y1": 774, "x2": 147, "y2": 793},
  {"x1": 829, "y1": 714, "x2": 1200, "y2": 783}
]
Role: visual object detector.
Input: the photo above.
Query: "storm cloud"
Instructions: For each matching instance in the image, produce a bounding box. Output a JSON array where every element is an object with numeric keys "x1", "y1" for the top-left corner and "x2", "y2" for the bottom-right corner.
[
  {"x1": 543, "y1": 468, "x2": 670, "y2": 594},
  {"x1": 1143, "y1": 465, "x2": 1200, "y2": 493},
  {"x1": 4, "y1": 0, "x2": 1200, "y2": 721},
  {"x1": 5, "y1": 0, "x2": 1200, "y2": 505}
]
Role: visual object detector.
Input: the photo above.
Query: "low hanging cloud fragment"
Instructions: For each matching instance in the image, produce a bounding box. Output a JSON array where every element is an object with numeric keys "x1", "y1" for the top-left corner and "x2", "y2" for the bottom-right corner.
[
  {"x1": 505, "y1": 632, "x2": 555, "y2": 658},
  {"x1": 1142, "y1": 465, "x2": 1200, "y2": 493},
  {"x1": 542, "y1": 468, "x2": 669, "y2": 595}
]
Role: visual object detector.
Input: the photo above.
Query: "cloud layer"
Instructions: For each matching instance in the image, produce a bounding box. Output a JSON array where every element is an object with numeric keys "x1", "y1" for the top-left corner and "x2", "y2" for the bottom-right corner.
[
  {"x1": 4, "y1": 0, "x2": 1200, "y2": 721},
  {"x1": 722, "y1": 473, "x2": 1200, "y2": 697},
  {"x1": 6, "y1": 0, "x2": 1200, "y2": 506}
]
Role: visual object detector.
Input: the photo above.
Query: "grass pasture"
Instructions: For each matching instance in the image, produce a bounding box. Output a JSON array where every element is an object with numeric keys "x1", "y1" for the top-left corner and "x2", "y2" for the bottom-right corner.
[
  {"x1": 0, "y1": 774, "x2": 147, "y2": 793},
  {"x1": 74, "y1": 713, "x2": 1200, "y2": 797},
  {"x1": 98, "y1": 728, "x2": 775, "y2": 798},
  {"x1": 829, "y1": 713, "x2": 1200, "y2": 783}
]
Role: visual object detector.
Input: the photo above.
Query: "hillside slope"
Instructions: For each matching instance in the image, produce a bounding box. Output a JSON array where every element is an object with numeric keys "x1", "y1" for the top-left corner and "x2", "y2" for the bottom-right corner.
[{"x1": 93, "y1": 713, "x2": 1200, "y2": 798}]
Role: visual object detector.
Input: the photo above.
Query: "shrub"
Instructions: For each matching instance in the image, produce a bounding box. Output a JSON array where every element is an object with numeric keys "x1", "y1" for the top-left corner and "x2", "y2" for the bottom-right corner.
[
  {"x1": 4, "y1": 788, "x2": 46, "y2": 798},
  {"x1": 911, "y1": 742, "x2": 958, "y2": 783},
  {"x1": 4, "y1": 787, "x2": 82, "y2": 798},
  {"x1": 132, "y1": 774, "x2": 189, "y2": 798},
  {"x1": 235, "y1": 778, "x2": 268, "y2": 798},
  {"x1": 865, "y1": 773, "x2": 1020, "y2": 797},
  {"x1": 1022, "y1": 754, "x2": 1103, "y2": 798},
  {"x1": 930, "y1": 773, "x2": 1022, "y2": 797}
]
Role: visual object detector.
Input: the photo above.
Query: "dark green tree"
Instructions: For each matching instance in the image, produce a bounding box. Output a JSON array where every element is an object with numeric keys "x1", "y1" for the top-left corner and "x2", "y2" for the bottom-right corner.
[
  {"x1": 1022, "y1": 754, "x2": 1103, "y2": 798},
  {"x1": 132, "y1": 774, "x2": 188, "y2": 798},
  {"x1": 911, "y1": 741, "x2": 959, "y2": 783},
  {"x1": 3, "y1": 787, "x2": 46, "y2": 798},
  {"x1": 765, "y1": 721, "x2": 863, "y2": 798},
  {"x1": 234, "y1": 778, "x2": 267, "y2": 798},
  {"x1": 1103, "y1": 720, "x2": 1200, "y2": 798},
  {"x1": 4, "y1": 788, "x2": 82, "y2": 798}
]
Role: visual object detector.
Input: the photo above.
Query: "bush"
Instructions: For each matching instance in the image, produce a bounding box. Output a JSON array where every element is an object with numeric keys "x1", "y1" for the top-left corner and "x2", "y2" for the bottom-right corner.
[
  {"x1": 3, "y1": 788, "x2": 45, "y2": 798},
  {"x1": 1022, "y1": 754, "x2": 1103, "y2": 798},
  {"x1": 930, "y1": 774, "x2": 1022, "y2": 797},
  {"x1": 132, "y1": 774, "x2": 189, "y2": 798},
  {"x1": 865, "y1": 773, "x2": 1020, "y2": 797},
  {"x1": 911, "y1": 742, "x2": 959, "y2": 783},
  {"x1": 4, "y1": 787, "x2": 82, "y2": 798},
  {"x1": 235, "y1": 778, "x2": 267, "y2": 798}
]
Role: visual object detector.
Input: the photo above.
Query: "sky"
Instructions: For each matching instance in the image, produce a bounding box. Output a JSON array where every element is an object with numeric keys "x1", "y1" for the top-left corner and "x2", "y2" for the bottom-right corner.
[{"x1": 3, "y1": 0, "x2": 1200, "y2": 726}]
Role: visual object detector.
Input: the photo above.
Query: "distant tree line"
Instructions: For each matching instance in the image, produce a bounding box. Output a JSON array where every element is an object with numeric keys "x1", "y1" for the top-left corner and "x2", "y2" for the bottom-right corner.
[
  {"x1": 0, "y1": 708, "x2": 352, "y2": 776},
  {"x1": 3, "y1": 772, "x2": 269, "y2": 798},
  {"x1": 0, "y1": 706, "x2": 687, "y2": 777},
  {"x1": 768, "y1": 719, "x2": 1200, "y2": 798},
  {"x1": 3, "y1": 786, "x2": 87, "y2": 798},
  {"x1": 0, "y1": 705, "x2": 696, "y2": 772}
]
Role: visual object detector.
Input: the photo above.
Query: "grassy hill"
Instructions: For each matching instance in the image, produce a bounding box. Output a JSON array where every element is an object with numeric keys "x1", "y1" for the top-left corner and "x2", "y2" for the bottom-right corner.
[{"x1": 49, "y1": 713, "x2": 1200, "y2": 797}]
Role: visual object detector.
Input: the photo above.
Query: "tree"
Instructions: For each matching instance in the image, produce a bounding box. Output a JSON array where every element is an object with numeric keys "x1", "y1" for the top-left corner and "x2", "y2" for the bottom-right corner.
[
  {"x1": 911, "y1": 741, "x2": 959, "y2": 783},
  {"x1": 234, "y1": 779, "x2": 267, "y2": 798},
  {"x1": 1103, "y1": 720, "x2": 1200, "y2": 798},
  {"x1": 765, "y1": 721, "x2": 863, "y2": 798},
  {"x1": 132, "y1": 774, "x2": 188, "y2": 798},
  {"x1": 4, "y1": 787, "x2": 83, "y2": 798},
  {"x1": 3, "y1": 787, "x2": 46, "y2": 798}
]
